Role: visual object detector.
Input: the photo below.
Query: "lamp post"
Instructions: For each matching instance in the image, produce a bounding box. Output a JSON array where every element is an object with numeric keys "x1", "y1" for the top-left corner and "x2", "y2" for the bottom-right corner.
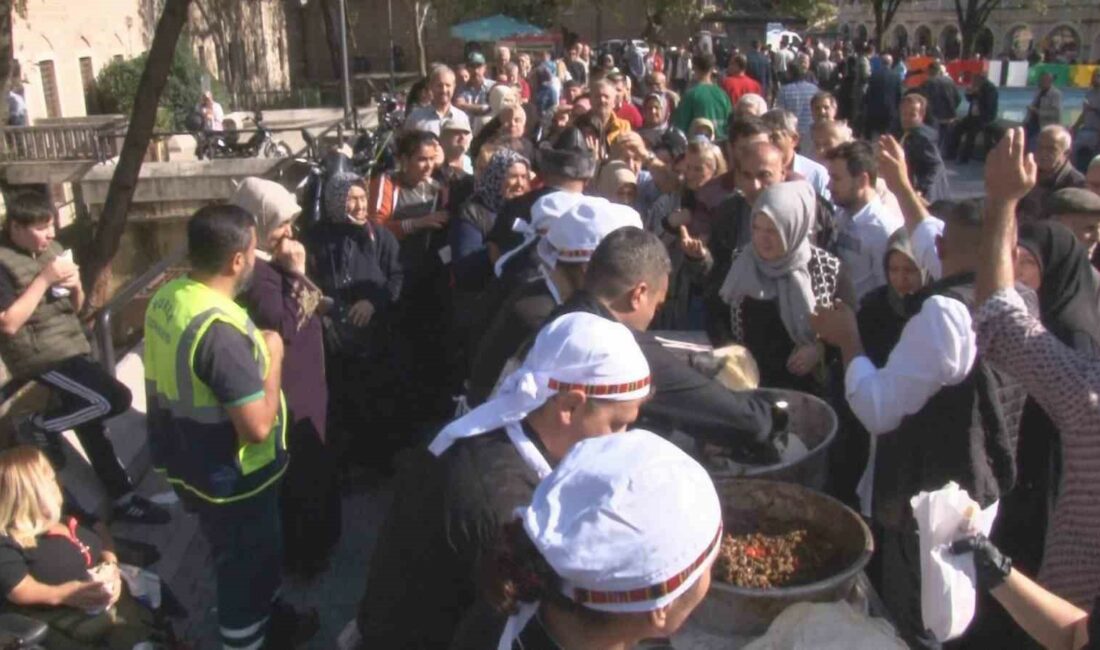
[{"x1": 338, "y1": 0, "x2": 353, "y2": 127}]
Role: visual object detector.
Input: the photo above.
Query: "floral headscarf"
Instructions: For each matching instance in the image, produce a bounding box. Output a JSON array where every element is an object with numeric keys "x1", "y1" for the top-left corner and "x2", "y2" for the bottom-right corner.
[{"x1": 474, "y1": 148, "x2": 530, "y2": 214}]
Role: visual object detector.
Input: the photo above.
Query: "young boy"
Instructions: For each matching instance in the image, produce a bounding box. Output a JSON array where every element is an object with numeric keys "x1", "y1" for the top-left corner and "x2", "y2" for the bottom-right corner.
[{"x1": 0, "y1": 191, "x2": 167, "y2": 524}]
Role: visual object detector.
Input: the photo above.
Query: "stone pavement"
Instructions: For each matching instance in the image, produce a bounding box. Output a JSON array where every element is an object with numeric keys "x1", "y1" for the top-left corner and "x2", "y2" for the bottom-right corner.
[{"x1": 945, "y1": 159, "x2": 986, "y2": 200}]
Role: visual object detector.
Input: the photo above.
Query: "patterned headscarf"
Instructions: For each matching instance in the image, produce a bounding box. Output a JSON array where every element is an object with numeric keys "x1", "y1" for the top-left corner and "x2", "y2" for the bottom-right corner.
[{"x1": 474, "y1": 148, "x2": 529, "y2": 214}]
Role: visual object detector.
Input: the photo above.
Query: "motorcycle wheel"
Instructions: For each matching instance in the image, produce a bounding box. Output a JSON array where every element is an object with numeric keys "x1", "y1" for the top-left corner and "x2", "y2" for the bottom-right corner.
[{"x1": 263, "y1": 140, "x2": 292, "y2": 158}]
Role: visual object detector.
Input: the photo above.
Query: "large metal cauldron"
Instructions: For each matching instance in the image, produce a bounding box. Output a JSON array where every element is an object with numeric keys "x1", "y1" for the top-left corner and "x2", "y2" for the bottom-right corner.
[
  {"x1": 705, "y1": 388, "x2": 838, "y2": 491},
  {"x1": 693, "y1": 479, "x2": 874, "y2": 636}
]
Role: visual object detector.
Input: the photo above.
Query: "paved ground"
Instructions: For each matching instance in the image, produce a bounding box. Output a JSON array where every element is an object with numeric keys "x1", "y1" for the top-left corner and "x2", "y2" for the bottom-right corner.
[{"x1": 945, "y1": 158, "x2": 987, "y2": 200}]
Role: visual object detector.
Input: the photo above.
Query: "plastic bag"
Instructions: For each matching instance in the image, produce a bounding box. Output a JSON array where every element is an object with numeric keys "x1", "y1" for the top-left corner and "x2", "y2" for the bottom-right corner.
[
  {"x1": 910, "y1": 482, "x2": 998, "y2": 642},
  {"x1": 743, "y1": 601, "x2": 907, "y2": 650}
]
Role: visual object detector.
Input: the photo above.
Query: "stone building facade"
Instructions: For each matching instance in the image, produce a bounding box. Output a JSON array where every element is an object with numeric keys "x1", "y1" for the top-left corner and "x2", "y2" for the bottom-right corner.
[
  {"x1": 11, "y1": 0, "x2": 295, "y2": 123},
  {"x1": 836, "y1": 0, "x2": 1100, "y2": 63}
]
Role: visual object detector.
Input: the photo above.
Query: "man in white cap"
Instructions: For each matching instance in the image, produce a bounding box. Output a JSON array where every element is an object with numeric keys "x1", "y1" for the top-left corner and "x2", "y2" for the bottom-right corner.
[
  {"x1": 451, "y1": 428, "x2": 722, "y2": 648},
  {"x1": 356, "y1": 312, "x2": 651, "y2": 649},
  {"x1": 468, "y1": 196, "x2": 644, "y2": 405}
]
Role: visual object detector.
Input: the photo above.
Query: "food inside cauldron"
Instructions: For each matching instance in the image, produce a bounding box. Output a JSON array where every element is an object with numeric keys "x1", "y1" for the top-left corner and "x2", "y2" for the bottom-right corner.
[{"x1": 713, "y1": 529, "x2": 837, "y2": 589}]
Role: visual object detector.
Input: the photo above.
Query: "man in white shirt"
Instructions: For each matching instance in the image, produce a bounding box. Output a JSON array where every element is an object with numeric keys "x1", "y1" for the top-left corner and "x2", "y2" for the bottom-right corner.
[
  {"x1": 811, "y1": 201, "x2": 1024, "y2": 650},
  {"x1": 762, "y1": 109, "x2": 831, "y2": 202},
  {"x1": 403, "y1": 65, "x2": 469, "y2": 136},
  {"x1": 824, "y1": 140, "x2": 903, "y2": 302}
]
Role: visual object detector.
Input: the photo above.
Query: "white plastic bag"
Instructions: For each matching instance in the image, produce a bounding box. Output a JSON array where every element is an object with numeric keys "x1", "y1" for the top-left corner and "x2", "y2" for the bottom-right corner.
[{"x1": 910, "y1": 482, "x2": 998, "y2": 642}]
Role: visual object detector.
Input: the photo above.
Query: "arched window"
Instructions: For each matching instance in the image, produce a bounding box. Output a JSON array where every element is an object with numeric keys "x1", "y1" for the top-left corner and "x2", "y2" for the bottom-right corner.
[
  {"x1": 975, "y1": 28, "x2": 994, "y2": 58},
  {"x1": 915, "y1": 25, "x2": 933, "y2": 52},
  {"x1": 1007, "y1": 25, "x2": 1034, "y2": 60},
  {"x1": 892, "y1": 25, "x2": 909, "y2": 52},
  {"x1": 940, "y1": 25, "x2": 961, "y2": 60},
  {"x1": 1041, "y1": 25, "x2": 1079, "y2": 63}
]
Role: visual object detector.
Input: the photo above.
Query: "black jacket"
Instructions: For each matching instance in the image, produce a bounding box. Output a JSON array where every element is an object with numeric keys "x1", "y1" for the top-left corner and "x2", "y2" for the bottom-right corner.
[
  {"x1": 902, "y1": 124, "x2": 951, "y2": 203},
  {"x1": 357, "y1": 429, "x2": 540, "y2": 650},
  {"x1": 920, "y1": 75, "x2": 961, "y2": 124},
  {"x1": 306, "y1": 220, "x2": 402, "y2": 313},
  {"x1": 967, "y1": 79, "x2": 999, "y2": 125},
  {"x1": 555, "y1": 291, "x2": 774, "y2": 446},
  {"x1": 866, "y1": 68, "x2": 902, "y2": 124}
]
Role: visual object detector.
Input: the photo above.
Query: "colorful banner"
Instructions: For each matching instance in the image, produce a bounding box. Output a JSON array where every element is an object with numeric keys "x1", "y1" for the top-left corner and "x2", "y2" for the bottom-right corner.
[
  {"x1": 1071, "y1": 65, "x2": 1098, "y2": 89},
  {"x1": 945, "y1": 59, "x2": 986, "y2": 85},
  {"x1": 1006, "y1": 61, "x2": 1029, "y2": 87},
  {"x1": 904, "y1": 56, "x2": 934, "y2": 88},
  {"x1": 904, "y1": 57, "x2": 1096, "y2": 89},
  {"x1": 1026, "y1": 63, "x2": 1072, "y2": 87}
]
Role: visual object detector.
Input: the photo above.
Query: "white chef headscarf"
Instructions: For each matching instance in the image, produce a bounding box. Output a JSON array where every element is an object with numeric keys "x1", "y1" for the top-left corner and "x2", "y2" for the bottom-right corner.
[
  {"x1": 428, "y1": 312, "x2": 651, "y2": 476},
  {"x1": 537, "y1": 197, "x2": 644, "y2": 268},
  {"x1": 498, "y1": 429, "x2": 723, "y2": 650},
  {"x1": 494, "y1": 191, "x2": 587, "y2": 278}
]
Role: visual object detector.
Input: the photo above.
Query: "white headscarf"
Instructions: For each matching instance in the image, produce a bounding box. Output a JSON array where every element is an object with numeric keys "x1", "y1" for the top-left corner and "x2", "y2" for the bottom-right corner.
[
  {"x1": 229, "y1": 177, "x2": 301, "y2": 259},
  {"x1": 428, "y1": 312, "x2": 650, "y2": 477},
  {"x1": 498, "y1": 430, "x2": 723, "y2": 649},
  {"x1": 536, "y1": 197, "x2": 643, "y2": 268},
  {"x1": 494, "y1": 191, "x2": 586, "y2": 278},
  {"x1": 719, "y1": 180, "x2": 819, "y2": 345}
]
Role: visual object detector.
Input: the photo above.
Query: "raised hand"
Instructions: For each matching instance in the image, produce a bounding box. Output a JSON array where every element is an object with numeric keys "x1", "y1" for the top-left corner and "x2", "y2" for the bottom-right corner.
[
  {"x1": 984, "y1": 127, "x2": 1036, "y2": 204},
  {"x1": 876, "y1": 134, "x2": 910, "y2": 194}
]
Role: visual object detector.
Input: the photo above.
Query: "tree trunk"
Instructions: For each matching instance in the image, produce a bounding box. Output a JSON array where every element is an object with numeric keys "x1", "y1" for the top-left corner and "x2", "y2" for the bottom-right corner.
[
  {"x1": 0, "y1": 1, "x2": 11, "y2": 127},
  {"x1": 318, "y1": 0, "x2": 342, "y2": 79},
  {"x1": 80, "y1": 0, "x2": 193, "y2": 310},
  {"x1": 413, "y1": 2, "x2": 428, "y2": 78},
  {"x1": 872, "y1": 1, "x2": 884, "y2": 51}
]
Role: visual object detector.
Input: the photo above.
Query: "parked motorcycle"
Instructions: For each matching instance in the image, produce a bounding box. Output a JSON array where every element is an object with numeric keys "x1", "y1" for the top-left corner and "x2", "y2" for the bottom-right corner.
[{"x1": 192, "y1": 110, "x2": 291, "y2": 160}]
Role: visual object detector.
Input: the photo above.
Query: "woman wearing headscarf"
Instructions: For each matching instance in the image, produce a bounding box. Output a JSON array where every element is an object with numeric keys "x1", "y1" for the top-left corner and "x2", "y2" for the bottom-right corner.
[
  {"x1": 304, "y1": 171, "x2": 403, "y2": 472},
  {"x1": 451, "y1": 429, "x2": 722, "y2": 650},
  {"x1": 594, "y1": 160, "x2": 638, "y2": 206},
  {"x1": 451, "y1": 148, "x2": 530, "y2": 293},
  {"x1": 857, "y1": 228, "x2": 932, "y2": 367},
  {"x1": 992, "y1": 221, "x2": 1100, "y2": 608},
  {"x1": 719, "y1": 181, "x2": 855, "y2": 394},
  {"x1": 637, "y1": 92, "x2": 670, "y2": 150},
  {"x1": 233, "y1": 177, "x2": 338, "y2": 579},
  {"x1": 852, "y1": 227, "x2": 932, "y2": 518}
]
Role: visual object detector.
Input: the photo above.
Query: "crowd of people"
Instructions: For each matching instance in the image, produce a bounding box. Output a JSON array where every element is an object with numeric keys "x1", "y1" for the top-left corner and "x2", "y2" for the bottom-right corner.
[{"x1": 3, "y1": 33, "x2": 1100, "y2": 650}]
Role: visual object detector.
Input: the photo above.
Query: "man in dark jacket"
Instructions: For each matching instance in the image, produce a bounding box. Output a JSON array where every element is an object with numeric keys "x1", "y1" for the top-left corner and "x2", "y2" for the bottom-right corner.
[
  {"x1": 950, "y1": 70, "x2": 1000, "y2": 163},
  {"x1": 1018, "y1": 125, "x2": 1087, "y2": 223},
  {"x1": 918, "y1": 61, "x2": 962, "y2": 151},
  {"x1": 900, "y1": 93, "x2": 951, "y2": 203},
  {"x1": 864, "y1": 53, "x2": 902, "y2": 141},
  {"x1": 557, "y1": 226, "x2": 780, "y2": 450},
  {"x1": 745, "y1": 40, "x2": 772, "y2": 101}
]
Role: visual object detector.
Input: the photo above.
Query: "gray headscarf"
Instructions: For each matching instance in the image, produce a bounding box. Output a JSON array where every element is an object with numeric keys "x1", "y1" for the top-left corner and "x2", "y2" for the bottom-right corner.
[
  {"x1": 323, "y1": 171, "x2": 366, "y2": 224},
  {"x1": 474, "y1": 148, "x2": 529, "y2": 214},
  {"x1": 719, "y1": 181, "x2": 818, "y2": 345},
  {"x1": 883, "y1": 228, "x2": 929, "y2": 317}
]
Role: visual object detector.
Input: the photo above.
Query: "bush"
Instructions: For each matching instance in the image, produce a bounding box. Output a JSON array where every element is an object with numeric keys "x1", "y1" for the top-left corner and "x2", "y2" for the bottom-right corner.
[{"x1": 94, "y1": 41, "x2": 226, "y2": 131}]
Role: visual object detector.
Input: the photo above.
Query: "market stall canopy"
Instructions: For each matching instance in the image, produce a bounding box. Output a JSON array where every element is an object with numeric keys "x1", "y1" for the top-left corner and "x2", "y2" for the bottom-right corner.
[{"x1": 450, "y1": 14, "x2": 547, "y2": 42}]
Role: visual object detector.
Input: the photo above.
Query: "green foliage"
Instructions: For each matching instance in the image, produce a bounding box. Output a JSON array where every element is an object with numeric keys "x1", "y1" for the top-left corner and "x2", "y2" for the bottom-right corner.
[
  {"x1": 94, "y1": 40, "x2": 225, "y2": 131},
  {"x1": 771, "y1": 0, "x2": 837, "y2": 29}
]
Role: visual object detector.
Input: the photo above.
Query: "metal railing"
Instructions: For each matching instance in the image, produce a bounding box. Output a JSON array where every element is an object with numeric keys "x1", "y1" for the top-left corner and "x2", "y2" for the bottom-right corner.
[
  {"x1": 0, "y1": 121, "x2": 124, "y2": 163},
  {"x1": 92, "y1": 248, "x2": 186, "y2": 377}
]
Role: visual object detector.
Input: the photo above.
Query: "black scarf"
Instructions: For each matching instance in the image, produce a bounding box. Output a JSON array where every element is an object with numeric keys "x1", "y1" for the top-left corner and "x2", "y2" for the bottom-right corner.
[{"x1": 1018, "y1": 221, "x2": 1100, "y2": 356}]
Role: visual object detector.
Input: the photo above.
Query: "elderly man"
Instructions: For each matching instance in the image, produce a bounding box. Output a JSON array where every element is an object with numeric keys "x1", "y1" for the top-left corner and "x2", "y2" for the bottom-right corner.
[
  {"x1": 900, "y1": 93, "x2": 951, "y2": 203},
  {"x1": 588, "y1": 78, "x2": 632, "y2": 159},
  {"x1": 1089, "y1": 155, "x2": 1100, "y2": 195},
  {"x1": 762, "y1": 108, "x2": 831, "y2": 201},
  {"x1": 951, "y1": 69, "x2": 1000, "y2": 164},
  {"x1": 404, "y1": 65, "x2": 469, "y2": 136},
  {"x1": 356, "y1": 311, "x2": 651, "y2": 649},
  {"x1": 1045, "y1": 188, "x2": 1100, "y2": 265},
  {"x1": 646, "y1": 70, "x2": 680, "y2": 113},
  {"x1": 1026, "y1": 71, "x2": 1063, "y2": 144},
  {"x1": 1018, "y1": 125, "x2": 1086, "y2": 223},
  {"x1": 735, "y1": 93, "x2": 767, "y2": 119}
]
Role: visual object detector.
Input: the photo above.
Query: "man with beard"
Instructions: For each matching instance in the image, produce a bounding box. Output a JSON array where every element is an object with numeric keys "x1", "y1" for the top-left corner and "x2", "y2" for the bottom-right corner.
[
  {"x1": 825, "y1": 140, "x2": 904, "y2": 301},
  {"x1": 144, "y1": 205, "x2": 317, "y2": 649}
]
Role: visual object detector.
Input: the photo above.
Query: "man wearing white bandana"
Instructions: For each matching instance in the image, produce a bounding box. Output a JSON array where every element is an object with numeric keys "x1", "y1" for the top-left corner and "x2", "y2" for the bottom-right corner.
[
  {"x1": 451, "y1": 429, "x2": 722, "y2": 649},
  {"x1": 467, "y1": 197, "x2": 643, "y2": 405},
  {"x1": 355, "y1": 312, "x2": 651, "y2": 649}
]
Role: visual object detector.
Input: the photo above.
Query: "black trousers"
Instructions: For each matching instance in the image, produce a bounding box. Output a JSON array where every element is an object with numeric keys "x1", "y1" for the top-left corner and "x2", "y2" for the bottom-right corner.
[
  {"x1": 33, "y1": 354, "x2": 134, "y2": 498},
  {"x1": 950, "y1": 116, "x2": 995, "y2": 163}
]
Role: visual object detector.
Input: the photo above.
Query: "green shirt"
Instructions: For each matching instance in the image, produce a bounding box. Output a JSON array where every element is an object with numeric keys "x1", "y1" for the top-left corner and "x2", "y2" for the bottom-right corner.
[{"x1": 672, "y1": 81, "x2": 733, "y2": 140}]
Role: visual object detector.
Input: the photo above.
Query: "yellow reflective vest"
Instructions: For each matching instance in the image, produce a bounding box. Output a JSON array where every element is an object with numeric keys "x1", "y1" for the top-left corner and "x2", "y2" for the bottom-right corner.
[{"x1": 144, "y1": 277, "x2": 287, "y2": 505}]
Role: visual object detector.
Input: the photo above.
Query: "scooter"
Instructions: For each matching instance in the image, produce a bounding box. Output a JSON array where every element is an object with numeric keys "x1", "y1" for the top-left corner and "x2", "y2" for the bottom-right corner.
[{"x1": 194, "y1": 110, "x2": 291, "y2": 160}]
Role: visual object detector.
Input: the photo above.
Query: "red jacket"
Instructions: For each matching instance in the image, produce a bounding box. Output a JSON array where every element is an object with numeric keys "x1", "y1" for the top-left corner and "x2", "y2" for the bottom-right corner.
[{"x1": 616, "y1": 102, "x2": 644, "y2": 130}]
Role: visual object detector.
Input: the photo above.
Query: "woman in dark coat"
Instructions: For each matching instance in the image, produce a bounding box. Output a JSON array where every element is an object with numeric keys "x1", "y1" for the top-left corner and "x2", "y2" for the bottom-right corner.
[
  {"x1": 305, "y1": 171, "x2": 403, "y2": 473},
  {"x1": 233, "y1": 177, "x2": 339, "y2": 579}
]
